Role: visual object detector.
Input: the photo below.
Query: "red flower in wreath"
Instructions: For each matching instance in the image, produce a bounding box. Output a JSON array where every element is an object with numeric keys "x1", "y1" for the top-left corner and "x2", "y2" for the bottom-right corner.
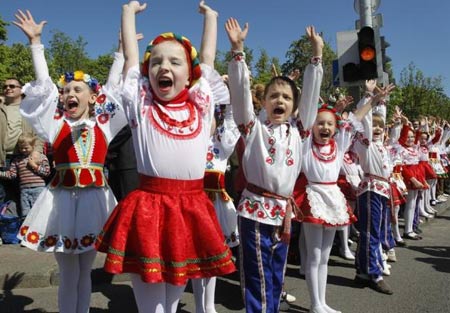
[
  {"x1": 257, "y1": 210, "x2": 265, "y2": 218},
  {"x1": 20, "y1": 226, "x2": 29, "y2": 236},
  {"x1": 266, "y1": 157, "x2": 274, "y2": 165},
  {"x1": 206, "y1": 152, "x2": 214, "y2": 161},
  {"x1": 81, "y1": 235, "x2": 94, "y2": 247},
  {"x1": 44, "y1": 235, "x2": 57, "y2": 247},
  {"x1": 286, "y1": 158, "x2": 294, "y2": 166},
  {"x1": 26, "y1": 231, "x2": 40, "y2": 244}
]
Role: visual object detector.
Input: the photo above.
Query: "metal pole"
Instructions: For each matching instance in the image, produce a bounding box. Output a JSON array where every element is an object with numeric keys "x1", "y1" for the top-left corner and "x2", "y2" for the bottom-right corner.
[{"x1": 359, "y1": 0, "x2": 373, "y2": 27}]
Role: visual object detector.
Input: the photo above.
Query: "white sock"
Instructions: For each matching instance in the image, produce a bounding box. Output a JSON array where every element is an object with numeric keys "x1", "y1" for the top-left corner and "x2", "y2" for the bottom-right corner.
[
  {"x1": 54, "y1": 250, "x2": 96, "y2": 313},
  {"x1": 131, "y1": 274, "x2": 186, "y2": 313}
]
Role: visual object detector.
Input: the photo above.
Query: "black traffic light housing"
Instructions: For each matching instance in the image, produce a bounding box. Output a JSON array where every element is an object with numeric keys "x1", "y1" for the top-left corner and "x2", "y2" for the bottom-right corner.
[
  {"x1": 342, "y1": 26, "x2": 379, "y2": 82},
  {"x1": 358, "y1": 26, "x2": 378, "y2": 80}
]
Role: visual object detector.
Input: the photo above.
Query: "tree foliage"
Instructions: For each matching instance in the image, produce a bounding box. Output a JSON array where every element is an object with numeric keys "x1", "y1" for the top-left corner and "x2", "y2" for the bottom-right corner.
[
  {"x1": 281, "y1": 32, "x2": 337, "y2": 101},
  {"x1": 389, "y1": 63, "x2": 450, "y2": 121},
  {"x1": 0, "y1": 15, "x2": 8, "y2": 42},
  {"x1": 0, "y1": 22, "x2": 448, "y2": 124}
]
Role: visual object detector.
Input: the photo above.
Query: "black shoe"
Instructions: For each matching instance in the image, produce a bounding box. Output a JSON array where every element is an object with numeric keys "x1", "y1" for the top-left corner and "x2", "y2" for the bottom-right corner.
[
  {"x1": 403, "y1": 232, "x2": 422, "y2": 240},
  {"x1": 369, "y1": 279, "x2": 394, "y2": 295},
  {"x1": 279, "y1": 299, "x2": 291, "y2": 312},
  {"x1": 395, "y1": 239, "x2": 408, "y2": 247}
]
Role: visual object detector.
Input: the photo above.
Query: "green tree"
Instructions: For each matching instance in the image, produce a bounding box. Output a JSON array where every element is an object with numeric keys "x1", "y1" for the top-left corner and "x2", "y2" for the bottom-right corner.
[
  {"x1": 281, "y1": 32, "x2": 337, "y2": 100},
  {"x1": 84, "y1": 53, "x2": 114, "y2": 85},
  {"x1": 214, "y1": 47, "x2": 254, "y2": 77},
  {"x1": 253, "y1": 49, "x2": 273, "y2": 85},
  {"x1": 0, "y1": 15, "x2": 8, "y2": 42},
  {"x1": 48, "y1": 30, "x2": 89, "y2": 79},
  {"x1": 0, "y1": 43, "x2": 34, "y2": 84},
  {"x1": 389, "y1": 62, "x2": 450, "y2": 121}
]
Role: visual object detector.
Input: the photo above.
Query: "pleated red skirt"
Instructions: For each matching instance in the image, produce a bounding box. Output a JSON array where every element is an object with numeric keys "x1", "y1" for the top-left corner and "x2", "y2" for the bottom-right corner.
[{"x1": 95, "y1": 175, "x2": 236, "y2": 286}]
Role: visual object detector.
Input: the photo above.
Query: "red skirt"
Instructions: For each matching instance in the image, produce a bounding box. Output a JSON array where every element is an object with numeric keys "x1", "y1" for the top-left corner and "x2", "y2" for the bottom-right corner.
[
  {"x1": 95, "y1": 175, "x2": 235, "y2": 285},
  {"x1": 337, "y1": 174, "x2": 357, "y2": 201},
  {"x1": 390, "y1": 182, "x2": 406, "y2": 207},
  {"x1": 419, "y1": 161, "x2": 437, "y2": 180},
  {"x1": 293, "y1": 173, "x2": 357, "y2": 227}
]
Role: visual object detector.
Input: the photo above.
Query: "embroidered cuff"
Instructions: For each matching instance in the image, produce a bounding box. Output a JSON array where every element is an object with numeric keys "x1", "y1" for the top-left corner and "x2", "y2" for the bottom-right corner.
[
  {"x1": 310, "y1": 56, "x2": 322, "y2": 65},
  {"x1": 231, "y1": 50, "x2": 246, "y2": 61}
]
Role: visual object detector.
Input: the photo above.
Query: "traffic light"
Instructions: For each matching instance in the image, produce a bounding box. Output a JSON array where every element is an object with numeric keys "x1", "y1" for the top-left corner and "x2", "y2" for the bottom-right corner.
[
  {"x1": 380, "y1": 36, "x2": 391, "y2": 71},
  {"x1": 357, "y1": 26, "x2": 378, "y2": 79}
]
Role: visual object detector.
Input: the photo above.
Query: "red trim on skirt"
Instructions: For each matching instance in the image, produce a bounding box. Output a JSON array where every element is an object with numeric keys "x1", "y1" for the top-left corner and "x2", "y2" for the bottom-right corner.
[
  {"x1": 95, "y1": 175, "x2": 235, "y2": 285},
  {"x1": 293, "y1": 173, "x2": 357, "y2": 227},
  {"x1": 337, "y1": 174, "x2": 357, "y2": 201}
]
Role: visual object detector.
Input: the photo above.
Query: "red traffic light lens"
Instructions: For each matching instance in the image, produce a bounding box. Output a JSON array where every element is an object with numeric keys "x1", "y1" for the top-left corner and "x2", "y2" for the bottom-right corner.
[{"x1": 360, "y1": 47, "x2": 376, "y2": 61}]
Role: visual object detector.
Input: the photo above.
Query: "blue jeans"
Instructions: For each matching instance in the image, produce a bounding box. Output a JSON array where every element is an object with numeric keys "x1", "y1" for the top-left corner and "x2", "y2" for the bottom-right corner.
[{"x1": 20, "y1": 187, "x2": 45, "y2": 217}]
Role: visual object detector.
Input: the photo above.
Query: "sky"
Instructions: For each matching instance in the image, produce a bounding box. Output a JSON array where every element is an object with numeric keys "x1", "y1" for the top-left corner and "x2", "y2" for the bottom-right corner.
[{"x1": 1, "y1": 0, "x2": 450, "y2": 96}]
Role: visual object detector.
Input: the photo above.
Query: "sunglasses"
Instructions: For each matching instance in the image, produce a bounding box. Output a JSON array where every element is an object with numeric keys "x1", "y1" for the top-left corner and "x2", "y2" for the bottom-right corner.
[{"x1": 3, "y1": 84, "x2": 21, "y2": 90}]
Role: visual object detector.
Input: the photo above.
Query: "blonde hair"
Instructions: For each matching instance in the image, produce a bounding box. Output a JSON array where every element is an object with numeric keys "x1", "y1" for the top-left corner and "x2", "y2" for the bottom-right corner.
[{"x1": 17, "y1": 133, "x2": 37, "y2": 147}]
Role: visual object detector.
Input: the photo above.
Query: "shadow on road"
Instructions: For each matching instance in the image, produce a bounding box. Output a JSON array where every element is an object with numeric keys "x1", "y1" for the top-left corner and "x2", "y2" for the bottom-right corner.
[
  {"x1": 0, "y1": 272, "x2": 46, "y2": 313},
  {"x1": 407, "y1": 245, "x2": 450, "y2": 274}
]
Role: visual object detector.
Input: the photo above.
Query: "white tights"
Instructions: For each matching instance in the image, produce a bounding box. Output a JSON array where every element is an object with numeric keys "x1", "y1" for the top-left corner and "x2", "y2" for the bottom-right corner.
[
  {"x1": 391, "y1": 205, "x2": 402, "y2": 241},
  {"x1": 54, "y1": 249, "x2": 97, "y2": 313},
  {"x1": 404, "y1": 189, "x2": 419, "y2": 234},
  {"x1": 130, "y1": 274, "x2": 186, "y2": 313},
  {"x1": 192, "y1": 277, "x2": 217, "y2": 313},
  {"x1": 302, "y1": 223, "x2": 340, "y2": 313}
]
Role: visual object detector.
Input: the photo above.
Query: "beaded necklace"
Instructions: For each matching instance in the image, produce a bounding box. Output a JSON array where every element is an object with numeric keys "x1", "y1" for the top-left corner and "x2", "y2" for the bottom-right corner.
[{"x1": 312, "y1": 139, "x2": 337, "y2": 163}]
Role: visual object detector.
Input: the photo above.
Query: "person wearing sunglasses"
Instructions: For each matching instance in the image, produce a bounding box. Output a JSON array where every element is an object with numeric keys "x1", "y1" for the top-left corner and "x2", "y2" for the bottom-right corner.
[{"x1": 1, "y1": 78, "x2": 42, "y2": 215}]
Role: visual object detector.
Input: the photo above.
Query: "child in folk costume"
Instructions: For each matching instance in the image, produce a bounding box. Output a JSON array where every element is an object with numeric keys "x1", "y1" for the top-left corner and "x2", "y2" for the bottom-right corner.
[
  {"x1": 351, "y1": 80, "x2": 396, "y2": 295},
  {"x1": 226, "y1": 18, "x2": 323, "y2": 313},
  {"x1": 191, "y1": 3, "x2": 239, "y2": 313},
  {"x1": 336, "y1": 148, "x2": 361, "y2": 261},
  {"x1": 416, "y1": 117, "x2": 439, "y2": 217},
  {"x1": 14, "y1": 10, "x2": 127, "y2": 313},
  {"x1": 295, "y1": 84, "x2": 385, "y2": 313},
  {"x1": 95, "y1": 2, "x2": 235, "y2": 312},
  {"x1": 390, "y1": 108, "x2": 428, "y2": 240},
  {"x1": 430, "y1": 120, "x2": 450, "y2": 203}
]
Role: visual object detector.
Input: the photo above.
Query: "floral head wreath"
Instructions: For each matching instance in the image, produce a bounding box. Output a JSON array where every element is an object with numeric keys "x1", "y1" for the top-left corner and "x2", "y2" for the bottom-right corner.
[
  {"x1": 141, "y1": 32, "x2": 202, "y2": 88},
  {"x1": 57, "y1": 70, "x2": 100, "y2": 93},
  {"x1": 318, "y1": 103, "x2": 343, "y2": 125}
]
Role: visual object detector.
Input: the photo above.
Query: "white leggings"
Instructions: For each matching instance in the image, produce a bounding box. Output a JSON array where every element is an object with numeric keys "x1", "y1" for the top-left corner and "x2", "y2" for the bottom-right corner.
[
  {"x1": 54, "y1": 249, "x2": 97, "y2": 313},
  {"x1": 131, "y1": 274, "x2": 186, "y2": 313},
  {"x1": 302, "y1": 223, "x2": 336, "y2": 311},
  {"x1": 404, "y1": 189, "x2": 419, "y2": 234},
  {"x1": 192, "y1": 277, "x2": 217, "y2": 313}
]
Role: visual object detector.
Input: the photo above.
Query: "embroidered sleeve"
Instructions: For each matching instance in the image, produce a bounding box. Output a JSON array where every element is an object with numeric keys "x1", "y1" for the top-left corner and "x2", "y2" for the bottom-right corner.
[
  {"x1": 227, "y1": 56, "x2": 257, "y2": 136},
  {"x1": 20, "y1": 44, "x2": 62, "y2": 143},
  {"x1": 298, "y1": 63, "x2": 323, "y2": 130}
]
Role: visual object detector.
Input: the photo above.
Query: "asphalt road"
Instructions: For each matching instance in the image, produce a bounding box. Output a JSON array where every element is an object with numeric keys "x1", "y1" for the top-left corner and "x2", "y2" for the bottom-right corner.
[{"x1": 1, "y1": 206, "x2": 449, "y2": 313}]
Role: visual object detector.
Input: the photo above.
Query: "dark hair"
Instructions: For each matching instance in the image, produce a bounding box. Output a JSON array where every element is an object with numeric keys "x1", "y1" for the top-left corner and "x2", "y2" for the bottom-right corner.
[
  {"x1": 4, "y1": 77, "x2": 23, "y2": 87},
  {"x1": 263, "y1": 76, "x2": 299, "y2": 106}
]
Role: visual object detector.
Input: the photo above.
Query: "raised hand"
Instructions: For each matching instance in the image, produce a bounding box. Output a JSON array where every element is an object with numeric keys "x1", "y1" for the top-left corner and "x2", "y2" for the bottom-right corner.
[
  {"x1": 335, "y1": 95, "x2": 354, "y2": 113},
  {"x1": 365, "y1": 79, "x2": 377, "y2": 94},
  {"x1": 305, "y1": 25, "x2": 323, "y2": 57},
  {"x1": 13, "y1": 10, "x2": 47, "y2": 44},
  {"x1": 287, "y1": 69, "x2": 301, "y2": 81},
  {"x1": 199, "y1": 1, "x2": 218, "y2": 17},
  {"x1": 225, "y1": 18, "x2": 249, "y2": 51},
  {"x1": 123, "y1": 1, "x2": 147, "y2": 14}
]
